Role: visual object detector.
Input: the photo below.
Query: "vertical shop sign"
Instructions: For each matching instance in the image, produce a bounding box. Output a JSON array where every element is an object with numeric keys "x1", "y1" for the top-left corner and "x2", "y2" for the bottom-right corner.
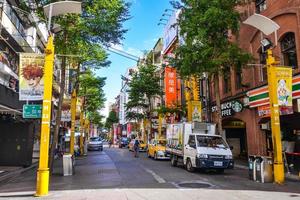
[{"x1": 165, "y1": 67, "x2": 177, "y2": 107}]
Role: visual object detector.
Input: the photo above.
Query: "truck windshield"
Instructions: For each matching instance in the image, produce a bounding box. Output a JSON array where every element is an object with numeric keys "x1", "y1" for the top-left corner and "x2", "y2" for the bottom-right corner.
[{"x1": 196, "y1": 136, "x2": 229, "y2": 149}]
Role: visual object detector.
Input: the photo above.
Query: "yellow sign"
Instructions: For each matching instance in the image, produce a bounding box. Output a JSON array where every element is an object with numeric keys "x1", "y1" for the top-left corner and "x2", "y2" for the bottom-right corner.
[
  {"x1": 187, "y1": 101, "x2": 202, "y2": 122},
  {"x1": 274, "y1": 67, "x2": 293, "y2": 107}
]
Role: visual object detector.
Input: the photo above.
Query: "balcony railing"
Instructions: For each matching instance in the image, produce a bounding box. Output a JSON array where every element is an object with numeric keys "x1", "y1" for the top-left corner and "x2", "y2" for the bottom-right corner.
[{"x1": 1, "y1": 1, "x2": 33, "y2": 52}]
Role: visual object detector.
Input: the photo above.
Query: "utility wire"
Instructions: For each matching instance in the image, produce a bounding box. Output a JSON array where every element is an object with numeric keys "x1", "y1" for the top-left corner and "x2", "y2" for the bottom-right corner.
[
  {"x1": 105, "y1": 47, "x2": 139, "y2": 62},
  {"x1": 108, "y1": 46, "x2": 141, "y2": 60}
]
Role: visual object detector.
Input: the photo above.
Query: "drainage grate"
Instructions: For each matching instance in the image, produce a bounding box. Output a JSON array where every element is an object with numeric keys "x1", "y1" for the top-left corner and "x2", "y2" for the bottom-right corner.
[{"x1": 178, "y1": 182, "x2": 211, "y2": 188}]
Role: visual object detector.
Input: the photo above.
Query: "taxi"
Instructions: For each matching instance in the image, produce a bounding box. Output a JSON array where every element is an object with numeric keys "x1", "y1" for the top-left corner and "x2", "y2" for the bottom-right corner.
[
  {"x1": 128, "y1": 139, "x2": 147, "y2": 152},
  {"x1": 147, "y1": 139, "x2": 170, "y2": 160}
]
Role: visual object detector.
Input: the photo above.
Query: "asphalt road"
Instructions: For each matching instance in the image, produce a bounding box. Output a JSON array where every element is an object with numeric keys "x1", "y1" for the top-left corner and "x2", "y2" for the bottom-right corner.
[
  {"x1": 0, "y1": 147, "x2": 299, "y2": 199},
  {"x1": 104, "y1": 147, "x2": 300, "y2": 193}
]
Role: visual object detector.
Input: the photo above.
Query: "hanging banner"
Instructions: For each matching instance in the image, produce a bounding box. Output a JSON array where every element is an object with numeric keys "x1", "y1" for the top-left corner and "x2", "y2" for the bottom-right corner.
[
  {"x1": 187, "y1": 101, "x2": 202, "y2": 122},
  {"x1": 274, "y1": 67, "x2": 293, "y2": 107},
  {"x1": 61, "y1": 109, "x2": 71, "y2": 122},
  {"x1": 19, "y1": 53, "x2": 45, "y2": 101},
  {"x1": 165, "y1": 67, "x2": 177, "y2": 107}
]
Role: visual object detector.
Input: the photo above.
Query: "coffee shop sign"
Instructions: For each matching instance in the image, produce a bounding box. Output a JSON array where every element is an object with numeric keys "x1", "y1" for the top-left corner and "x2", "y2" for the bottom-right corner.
[{"x1": 212, "y1": 100, "x2": 243, "y2": 117}]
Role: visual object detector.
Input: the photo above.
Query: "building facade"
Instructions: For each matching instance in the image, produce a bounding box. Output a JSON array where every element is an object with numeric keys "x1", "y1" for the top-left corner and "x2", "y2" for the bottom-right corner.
[
  {"x1": 207, "y1": 0, "x2": 300, "y2": 162},
  {"x1": 0, "y1": 1, "x2": 48, "y2": 166}
]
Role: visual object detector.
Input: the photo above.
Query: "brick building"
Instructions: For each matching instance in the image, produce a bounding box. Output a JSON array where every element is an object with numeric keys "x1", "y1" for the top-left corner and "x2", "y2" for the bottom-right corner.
[{"x1": 208, "y1": 0, "x2": 300, "y2": 160}]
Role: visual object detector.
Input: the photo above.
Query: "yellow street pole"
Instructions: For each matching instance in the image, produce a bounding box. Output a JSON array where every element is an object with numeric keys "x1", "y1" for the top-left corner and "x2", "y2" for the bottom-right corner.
[
  {"x1": 266, "y1": 49, "x2": 285, "y2": 184},
  {"x1": 79, "y1": 108, "x2": 84, "y2": 155},
  {"x1": 35, "y1": 35, "x2": 54, "y2": 197},
  {"x1": 70, "y1": 90, "x2": 77, "y2": 155}
]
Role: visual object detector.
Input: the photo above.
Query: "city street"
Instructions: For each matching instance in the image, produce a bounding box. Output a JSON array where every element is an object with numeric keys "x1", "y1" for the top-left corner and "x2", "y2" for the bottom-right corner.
[{"x1": 0, "y1": 147, "x2": 299, "y2": 199}]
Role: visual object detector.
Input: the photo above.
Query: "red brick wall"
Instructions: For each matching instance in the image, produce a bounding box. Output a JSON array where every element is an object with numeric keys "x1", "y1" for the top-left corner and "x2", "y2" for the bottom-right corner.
[{"x1": 210, "y1": 0, "x2": 300, "y2": 156}]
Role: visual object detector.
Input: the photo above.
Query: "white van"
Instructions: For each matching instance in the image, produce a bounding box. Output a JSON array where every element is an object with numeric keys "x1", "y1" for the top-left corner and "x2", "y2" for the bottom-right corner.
[{"x1": 166, "y1": 122, "x2": 234, "y2": 173}]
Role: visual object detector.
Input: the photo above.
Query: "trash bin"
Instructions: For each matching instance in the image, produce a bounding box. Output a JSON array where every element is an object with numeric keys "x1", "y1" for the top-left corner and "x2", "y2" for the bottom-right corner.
[
  {"x1": 248, "y1": 155, "x2": 256, "y2": 180},
  {"x1": 63, "y1": 154, "x2": 73, "y2": 176},
  {"x1": 255, "y1": 156, "x2": 263, "y2": 182},
  {"x1": 260, "y1": 156, "x2": 273, "y2": 183}
]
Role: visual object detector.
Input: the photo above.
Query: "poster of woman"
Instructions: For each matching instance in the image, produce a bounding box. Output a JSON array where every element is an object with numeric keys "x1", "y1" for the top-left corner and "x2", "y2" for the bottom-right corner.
[{"x1": 19, "y1": 53, "x2": 45, "y2": 101}]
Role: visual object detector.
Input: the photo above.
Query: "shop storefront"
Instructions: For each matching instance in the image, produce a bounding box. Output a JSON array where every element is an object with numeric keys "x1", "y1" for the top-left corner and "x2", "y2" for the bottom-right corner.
[
  {"x1": 247, "y1": 74, "x2": 300, "y2": 174},
  {"x1": 212, "y1": 99, "x2": 248, "y2": 159}
]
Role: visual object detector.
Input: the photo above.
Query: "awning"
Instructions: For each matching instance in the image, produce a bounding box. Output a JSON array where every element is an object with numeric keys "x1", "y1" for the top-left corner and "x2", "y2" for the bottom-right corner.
[
  {"x1": 247, "y1": 74, "x2": 300, "y2": 108},
  {"x1": 0, "y1": 104, "x2": 22, "y2": 115}
]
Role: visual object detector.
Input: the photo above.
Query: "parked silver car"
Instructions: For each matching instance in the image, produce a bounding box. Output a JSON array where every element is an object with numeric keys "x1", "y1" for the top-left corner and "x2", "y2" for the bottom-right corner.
[{"x1": 87, "y1": 137, "x2": 103, "y2": 151}]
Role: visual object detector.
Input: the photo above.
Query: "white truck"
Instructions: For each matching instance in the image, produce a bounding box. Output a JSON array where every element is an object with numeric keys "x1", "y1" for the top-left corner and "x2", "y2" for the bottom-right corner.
[{"x1": 166, "y1": 122, "x2": 234, "y2": 173}]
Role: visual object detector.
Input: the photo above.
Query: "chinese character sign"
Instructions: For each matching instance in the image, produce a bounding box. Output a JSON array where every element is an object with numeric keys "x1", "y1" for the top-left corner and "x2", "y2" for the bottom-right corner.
[
  {"x1": 19, "y1": 53, "x2": 45, "y2": 101},
  {"x1": 165, "y1": 67, "x2": 177, "y2": 107}
]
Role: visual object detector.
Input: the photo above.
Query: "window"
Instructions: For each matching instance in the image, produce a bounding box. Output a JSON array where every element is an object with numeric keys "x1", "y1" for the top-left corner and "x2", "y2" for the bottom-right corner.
[
  {"x1": 281, "y1": 32, "x2": 298, "y2": 68},
  {"x1": 259, "y1": 48, "x2": 267, "y2": 82},
  {"x1": 196, "y1": 136, "x2": 229, "y2": 149},
  {"x1": 188, "y1": 135, "x2": 196, "y2": 147},
  {"x1": 236, "y1": 69, "x2": 243, "y2": 90},
  {"x1": 223, "y1": 73, "x2": 231, "y2": 94},
  {"x1": 255, "y1": 0, "x2": 267, "y2": 13}
]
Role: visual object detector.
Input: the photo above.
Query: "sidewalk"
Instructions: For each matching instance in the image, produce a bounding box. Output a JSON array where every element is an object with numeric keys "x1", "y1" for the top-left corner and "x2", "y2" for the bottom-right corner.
[
  {"x1": 0, "y1": 160, "x2": 38, "y2": 184},
  {"x1": 234, "y1": 159, "x2": 300, "y2": 181}
]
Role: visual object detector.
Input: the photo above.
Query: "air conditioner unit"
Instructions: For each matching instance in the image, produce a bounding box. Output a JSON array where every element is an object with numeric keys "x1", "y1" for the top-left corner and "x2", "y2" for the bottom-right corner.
[{"x1": 260, "y1": 123, "x2": 270, "y2": 130}]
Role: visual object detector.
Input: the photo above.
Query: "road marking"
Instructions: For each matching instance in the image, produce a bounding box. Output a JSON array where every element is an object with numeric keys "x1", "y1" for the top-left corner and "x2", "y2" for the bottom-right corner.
[{"x1": 144, "y1": 168, "x2": 166, "y2": 183}]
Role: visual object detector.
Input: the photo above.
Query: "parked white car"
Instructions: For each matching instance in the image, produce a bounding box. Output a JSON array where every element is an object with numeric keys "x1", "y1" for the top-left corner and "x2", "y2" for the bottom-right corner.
[{"x1": 87, "y1": 137, "x2": 103, "y2": 151}]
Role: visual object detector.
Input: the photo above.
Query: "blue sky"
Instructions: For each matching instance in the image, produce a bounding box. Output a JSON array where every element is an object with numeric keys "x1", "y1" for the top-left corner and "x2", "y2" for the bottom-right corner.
[{"x1": 96, "y1": 0, "x2": 173, "y2": 118}]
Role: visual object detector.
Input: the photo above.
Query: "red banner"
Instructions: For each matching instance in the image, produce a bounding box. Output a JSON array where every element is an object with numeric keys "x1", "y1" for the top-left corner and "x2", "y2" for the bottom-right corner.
[{"x1": 165, "y1": 67, "x2": 177, "y2": 107}]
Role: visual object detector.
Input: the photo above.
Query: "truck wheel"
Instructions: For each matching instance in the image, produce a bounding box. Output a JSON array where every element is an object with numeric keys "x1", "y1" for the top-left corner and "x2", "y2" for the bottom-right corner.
[
  {"x1": 171, "y1": 156, "x2": 177, "y2": 167},
  {"x1": 186, "y1": 159, "x2": 195, "y2": 172}
]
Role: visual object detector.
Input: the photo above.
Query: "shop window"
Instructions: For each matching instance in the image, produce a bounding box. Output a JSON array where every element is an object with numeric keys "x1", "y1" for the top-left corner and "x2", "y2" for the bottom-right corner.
[
  {"x1": 223, "y1": 73, "x2": 231, "y2": 94},
  {"x1": 281, "y1": 32, "x2": 298, "y2": 69},
  {"x1": 255, "y1": 0, "x2": 267, "y2": 13}
]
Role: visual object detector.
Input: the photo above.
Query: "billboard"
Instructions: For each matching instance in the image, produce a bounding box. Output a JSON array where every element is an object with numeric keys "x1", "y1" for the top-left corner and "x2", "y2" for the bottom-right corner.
[
  {"x1": 163, "y1": 10, "x2": 180, "y2": 53},
  {"x1": 19, "y1": 53, "x2": 45, "y2": 101}
]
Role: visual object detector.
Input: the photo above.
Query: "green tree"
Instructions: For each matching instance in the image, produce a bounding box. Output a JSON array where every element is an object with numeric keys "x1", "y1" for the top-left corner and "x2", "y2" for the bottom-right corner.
[
  {"x1": 105, "y1": 111, "x2": 119, "y2": 130},
  {"x1": 171, "y1": 0, "x2": 251, "y2": 134},
  {"x1": 79, "y1": 70, "x2": 106, "y2": 122},
  {"x1": 125, "y1": 65, "x2": 162, "y2": 135},
  {"x1": 19, "y1": 0, "x2": 129, "y2": 171}
]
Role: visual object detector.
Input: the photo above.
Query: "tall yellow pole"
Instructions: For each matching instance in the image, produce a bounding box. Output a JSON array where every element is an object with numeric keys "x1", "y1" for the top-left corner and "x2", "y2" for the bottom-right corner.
[
  {"x1": 79, "y1": 107, "x2": 84, "y2": 155},
  {"x1": 266, "y1": 49, "x2": 285, "y2": 184},
  {"x1": 70, "y1": 90, "x2": 77, "y2": 155},
  {"x1": 35, "y1": 35, "x2": 54, "y2": 197}
]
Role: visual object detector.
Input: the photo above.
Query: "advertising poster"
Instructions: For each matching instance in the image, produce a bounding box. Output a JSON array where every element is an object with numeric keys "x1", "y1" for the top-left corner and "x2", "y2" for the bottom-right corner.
[{"x1": 19, "y1": 53, "x2": 45, "y2": 101}]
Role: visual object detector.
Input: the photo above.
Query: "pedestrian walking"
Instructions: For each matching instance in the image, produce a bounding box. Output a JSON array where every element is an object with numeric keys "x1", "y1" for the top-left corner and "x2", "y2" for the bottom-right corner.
[
  {"x1": 109, "y1": 138, "x2": 112, "y2": 148},
  {"x1": 133, "y1": 137, "x2": 140, "y2": 158}
]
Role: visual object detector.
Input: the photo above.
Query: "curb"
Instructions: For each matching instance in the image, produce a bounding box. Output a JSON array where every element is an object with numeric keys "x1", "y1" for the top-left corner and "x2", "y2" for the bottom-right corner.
[
  {"x1": 0, "y1": 162, "x2": 38, "y2": 184},
  {"x1": 234, "y1": 164, "x2": 300, "y2": 182}
]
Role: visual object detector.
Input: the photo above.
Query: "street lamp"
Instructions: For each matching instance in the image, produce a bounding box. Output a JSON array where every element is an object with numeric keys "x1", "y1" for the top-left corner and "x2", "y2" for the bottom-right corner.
[
  {"x1": 243, "y1": 14, "x2": 286, "y2": 184},
  {"x1": 35, "y1": 1, "x2": 81, "y2": 197}
]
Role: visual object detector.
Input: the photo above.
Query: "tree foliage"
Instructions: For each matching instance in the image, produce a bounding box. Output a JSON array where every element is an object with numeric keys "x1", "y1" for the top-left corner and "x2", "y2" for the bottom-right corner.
[
  {"x1": 105, "y1": 111, "x2": 119, "y2": 129},
  {"x1": 173, "y1": 0, "x2": 250, "y2": 77},
  {"x1": 171, "y1": 0, "x2": 251, "y2": 134},
  {"x1": 79, "y1": 70, "x2": 106, "y2": 126},
  {"x1": 125, "y1": 65, "x2": 162, "y2": 121}
]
